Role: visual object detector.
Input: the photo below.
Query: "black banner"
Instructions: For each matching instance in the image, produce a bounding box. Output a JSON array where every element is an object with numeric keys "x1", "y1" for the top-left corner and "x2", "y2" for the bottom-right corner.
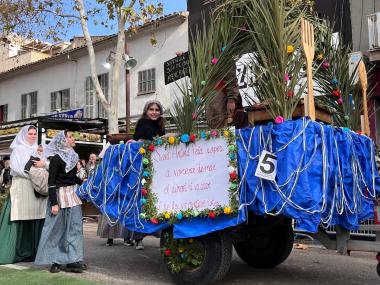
[{"x1": 164, "y1": 52, "x2": 190, "y2": 85}]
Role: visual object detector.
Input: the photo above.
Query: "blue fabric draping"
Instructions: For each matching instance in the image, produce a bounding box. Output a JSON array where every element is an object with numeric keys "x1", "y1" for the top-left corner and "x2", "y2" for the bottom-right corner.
[{"x1": 78, "y1": 118, "x2": 380, "y2": 237}]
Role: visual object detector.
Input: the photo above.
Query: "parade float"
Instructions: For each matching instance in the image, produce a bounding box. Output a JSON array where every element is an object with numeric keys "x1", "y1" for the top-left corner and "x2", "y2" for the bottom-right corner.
[{"x1": 78, "y1": 1, "x2": 380, "y2": 284}]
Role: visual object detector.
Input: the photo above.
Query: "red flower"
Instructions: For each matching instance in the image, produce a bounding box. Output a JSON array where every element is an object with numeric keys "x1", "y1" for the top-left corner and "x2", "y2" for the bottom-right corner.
[
  {"x1": 356, "y1": 130, "x2": 363, "y2": 135},
  {"x1": 332, "y1": 89, "x2": 341, "y2": 98},
  {"x1": 148, "y1": 144, "x2": 155, "y2": 151},
  {"x1": 229, "y1": 171, "x2": 237, "y2": 180},
  {"x1": 189, "y1": 134, "x2": 196, "y2": 142},
  {"x1": 150, "y1": 218, "x2": 159, "y2": 224},
  {"x1": 208, "y1": 211, "x2": 216, "y2": 219},
  {"x1": 287, "y1": 90, "x2": 294, "y2": 98},
  {"x1": 164, "y1": 249, "x2": 172, "y2": 256},
  {"x1": 142, "y1": 188, "x2": 148, "y2": 197}
]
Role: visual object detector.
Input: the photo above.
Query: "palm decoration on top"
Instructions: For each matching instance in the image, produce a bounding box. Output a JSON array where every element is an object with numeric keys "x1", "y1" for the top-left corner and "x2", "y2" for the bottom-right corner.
[
  {"x1": 221, "y1": 0, "x2": 308, "y2": 120},
  {"x1": 313, "y1": 23, "x2": 369, "y2": 131},
  {"x1": 168, "y1": 7, "x2": 247, "y2": 134}
]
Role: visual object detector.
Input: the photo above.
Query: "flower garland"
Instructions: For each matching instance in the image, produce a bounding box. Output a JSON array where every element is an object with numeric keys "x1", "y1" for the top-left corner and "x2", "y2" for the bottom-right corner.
[
  {"x1": 161, "y1": 230, "x2": 204, "y2": 273},
  {"x1": 138, "y1": 128, "x2": 239, "y2": 224}
]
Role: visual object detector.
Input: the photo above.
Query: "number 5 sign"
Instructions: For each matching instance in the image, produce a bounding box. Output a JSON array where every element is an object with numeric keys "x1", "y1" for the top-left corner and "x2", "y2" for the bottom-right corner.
[{"x1": 255, "y1": 150, "x2": 277, "y2": 181}]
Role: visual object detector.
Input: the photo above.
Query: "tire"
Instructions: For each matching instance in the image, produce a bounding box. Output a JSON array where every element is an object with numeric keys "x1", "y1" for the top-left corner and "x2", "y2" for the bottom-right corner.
[
  {"x1": 234, "y1": 223, "x2": 294, "y2": 268},
  {"x1": 161, "y1": 230, "x2": 232, "y2": 285}
]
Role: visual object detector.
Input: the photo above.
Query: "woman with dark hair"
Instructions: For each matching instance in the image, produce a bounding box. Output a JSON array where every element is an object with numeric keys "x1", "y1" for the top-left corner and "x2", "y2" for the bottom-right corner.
[
  {"x1": 35, "y1": 130, "x2": 85, "y2": 273},
  {"x1": 133, "y1": 100, "x2": 165, "y2": 141},
  {"x1": 124, "y1": 100, "x2": 166, "y2": 250},
  {"x1": 231, "y1": 95, "x2": 249, "y2": 129},
  {"x1": 0, "y1": 125, "x2": 48, "y2": 264}
]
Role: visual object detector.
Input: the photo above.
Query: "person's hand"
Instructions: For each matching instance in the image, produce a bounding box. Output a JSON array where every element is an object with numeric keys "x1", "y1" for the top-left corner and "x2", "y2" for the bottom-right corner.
[
  {"x1": 51, "y1": 205, "x2": 59, "y2": 215},
  {"x1": 33, "y1": 160, "x2": 46, "y2": 168}
]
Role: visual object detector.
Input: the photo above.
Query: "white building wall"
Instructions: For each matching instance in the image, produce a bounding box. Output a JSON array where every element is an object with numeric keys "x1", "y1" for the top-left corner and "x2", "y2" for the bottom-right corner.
[
  {"x1": 0, "y1": 14, "x2": 189, "y2": 125},
  {"x1": 128, "y1": 17, "x2": 188, "y2": 120}
]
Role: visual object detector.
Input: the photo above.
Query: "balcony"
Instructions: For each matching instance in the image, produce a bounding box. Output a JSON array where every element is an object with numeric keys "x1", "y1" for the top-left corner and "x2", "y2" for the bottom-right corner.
[{"x1": 368, "y1": 12, "x2": 380, "y2": 61}]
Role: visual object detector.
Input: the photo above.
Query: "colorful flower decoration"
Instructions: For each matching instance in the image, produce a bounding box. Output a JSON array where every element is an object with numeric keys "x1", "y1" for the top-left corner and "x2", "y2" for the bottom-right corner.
[
  {"x1": 192, "y1": 210, "x2": 200, "y2": 217},
  {"x1": 175, "y1": 51, "x2": 183, "y2": 57},
  {"x1": 164, "y1": 212, "x2": 171, "y2": 219},
  {"x1": 275, "y1": 116, "x2": 285, "y2": 124},
  {"x1": 201, "y1": 80, "x2": 206, "y2": 86},
  {"x1": 150, "y1": 218, "x2": 159, "y2": 224},
  {"x1": 286, "y1": 45, "x2": 294, "y2": 54},
  {"x1": 332, "y1": 89, "x2": 341, "y2": 98},
  {"x1": 211, "y1": 58, "x2": 219, "y2": 65},
  {"x1": 316, "y1": 53, "x2": 324, "y2": 61},
  {"x1": 141, "y1": 198, "x2": 147, "y2": 205},
  {"x1": 142, "y1": 158, "x2": 149, "y2": 165},
  {"x1": 221, "y1": 46, "x2": 227, "y2": 52},
  {"x1": 143, "y1": 170, "x2": 150, "y2": 177},
  {"x1": 284, "y1": 73, "x2": 290, "y2": 81},
  {"x1": 287, "y1": 90, "x2": 294, "y2": 98},
  {"x1": 230, "y1": 171, "x2": 237, "y2": 180},
  {"x1": 342, "y1": 127, "x2": 350, "y2": 132},
  {"x1": 180, "y1": 134, "x2": 190, "y2": 143},
  {"x1": 139, "y1": 147, "x2": 146, "y2": 154},
  {"x1": 192, "y1": 113, "x2": 198, "y2": 120},
  {"x1": 189, "y1": 134, "x2": 196, "y2": 142},
  {"x1": 322, "y1": 61, "x2": 330, "y2": 69},
  {"x1": 177, "y1": 212, "x2": 183, "y2": 220},
  {"x1": 344, "y1": 115, "x2": 349, "y2": 121},
  {"x1": 140, "y1": 213, "x2": 146, "y2": 219},
  {"x1": 148, "y1": 144, "x2": 155, "y2": 151},
  {"x1": 223, "y1": 130, "x2": 230, "y2": 137},
  {"x1": 337, "y1": 97, "x2": 343, "y2": 105},
  {"x1": 164, "y1": 249, "x2": 172, "y2": 256},
  {"x1": 331, "y1": 78, "x2": 338, "y2": 86},
  {"x1": 229, "y1": 153, "x2": 236, "y2": 160},
  {"x1": 210, "y1": 130, "x2": 218, "y2": 137},
  {"x1": 168, "y1": 137, "x2": 176, "y2": 144},
  {"x1": 200, "y1": 131, "x2": 207, "y2": 139},
  {"x1": 195, "y1": 97, "x2": 202, "y2": 105},
  {"x1": 155, "y1": 138, "x2": 163, "y2": 146},
  {"x1": 208, "y1": 211, "x2": 216, "y2": 219},
  {"x1": 223, "y1": 207, "x2": 232, "y2": 215},
  {"x1": 228, "y1": 144, "x2": 236, "y2": 152},
  {"x1": 142, "y1": 188, "x2": 148, "y2": 197}
]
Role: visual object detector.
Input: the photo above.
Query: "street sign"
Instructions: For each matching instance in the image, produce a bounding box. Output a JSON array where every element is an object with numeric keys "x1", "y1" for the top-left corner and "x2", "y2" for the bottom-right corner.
[
  {"x1": 164, "y1": 51, "x2": 190, "y2": 85},
  {"x1": 48, "y1": 108, "x2": 84, "y2": 120}
]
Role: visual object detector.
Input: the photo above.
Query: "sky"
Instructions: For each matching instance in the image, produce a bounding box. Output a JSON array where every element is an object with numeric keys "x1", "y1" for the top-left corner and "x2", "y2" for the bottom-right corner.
[{"x1": 65, "y1": 0, "x2": 187, "y2": 40}]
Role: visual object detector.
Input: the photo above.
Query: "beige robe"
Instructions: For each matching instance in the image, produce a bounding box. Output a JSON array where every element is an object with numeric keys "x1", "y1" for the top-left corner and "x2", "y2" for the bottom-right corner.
[{"x1": 10, "y1": 176, "x2": 47, "y2": 221}]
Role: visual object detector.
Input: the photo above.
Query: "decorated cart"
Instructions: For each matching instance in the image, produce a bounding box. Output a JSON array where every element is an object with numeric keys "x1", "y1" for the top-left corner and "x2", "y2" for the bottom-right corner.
[{"x1": 78, "y1": 1, "x2": 380, "y2": 284}]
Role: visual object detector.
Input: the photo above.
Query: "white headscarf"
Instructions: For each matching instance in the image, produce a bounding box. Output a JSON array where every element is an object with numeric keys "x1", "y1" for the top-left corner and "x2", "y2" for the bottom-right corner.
[
  {"x1": 44, "y1": 131, "x2": 79, "y2": 173},
  {"x1": 10, "y1": 125, "x2": 38, "y2": 178}
]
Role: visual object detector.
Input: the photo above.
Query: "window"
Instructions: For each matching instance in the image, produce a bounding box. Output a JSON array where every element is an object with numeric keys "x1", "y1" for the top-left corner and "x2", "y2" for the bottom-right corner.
[
  {"x1": 85, "y1": 73, "x2": 109, "y2": 118},
  {"x1": 0, "y1": 104, "x2": 8, "y2": 123},
  {"x1": 138, "y1": 68, "x2": 156, "y2": 94},
  {"x1": 21, "y1": 91, "x2": 37, "y2": 119},
  {"x1": 51, "y1": 89, "x2": 70, "y2": 112}
]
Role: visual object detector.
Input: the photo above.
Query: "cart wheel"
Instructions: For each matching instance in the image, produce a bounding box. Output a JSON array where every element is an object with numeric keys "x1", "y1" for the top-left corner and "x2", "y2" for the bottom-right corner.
[
  {"x1": 234, "y1": 223, "x2": 294, "y2": 269},
  {"x1": 160, "y1": 229, "x2": 232, "y2": 285},
  {"x1": 377, "y1": 263, "x2": 380, "y2": 277}
]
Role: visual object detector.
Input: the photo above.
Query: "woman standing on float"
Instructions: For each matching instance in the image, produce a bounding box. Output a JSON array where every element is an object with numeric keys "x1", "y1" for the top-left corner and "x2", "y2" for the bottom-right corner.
[
  {"x1": 125, "y1": 100, "x2": 166, "y2": 250},
  {"x1": 35, "y1": 130, "x2": 85, "y2": 273},
  {"x1": 0, "y1": 125, "x2": 47, "y2": 264}
]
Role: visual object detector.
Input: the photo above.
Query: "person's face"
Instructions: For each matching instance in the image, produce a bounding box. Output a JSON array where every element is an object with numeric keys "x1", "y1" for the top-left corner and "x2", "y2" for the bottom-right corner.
[
  {"x1": 77, "y1": 161, "x2": 81, "y2": 170},
  {"x1": 65, "y1": 132, "x2": 76, "y2": 147},
  {"x1": 89, "y1": 154, "x2": 97, "y2": 164},
  {"x1": 146, "y1": 103, "x2": 161, "y2": 120},
  {"x1": 26, "y1": 128, "x2": 37, "y2": 145}
]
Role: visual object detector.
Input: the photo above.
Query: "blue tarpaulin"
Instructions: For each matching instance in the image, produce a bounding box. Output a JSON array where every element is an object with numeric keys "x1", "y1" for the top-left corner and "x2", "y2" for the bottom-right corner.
[{"x1": 78, "y1": 118, "x2": 380, "y2": 238}]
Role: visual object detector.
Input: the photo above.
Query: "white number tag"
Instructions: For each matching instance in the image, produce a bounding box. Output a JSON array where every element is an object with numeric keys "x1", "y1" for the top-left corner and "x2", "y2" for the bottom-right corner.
[{"x1": 255, "y1": 150, "x2": 277, "y2": 181}]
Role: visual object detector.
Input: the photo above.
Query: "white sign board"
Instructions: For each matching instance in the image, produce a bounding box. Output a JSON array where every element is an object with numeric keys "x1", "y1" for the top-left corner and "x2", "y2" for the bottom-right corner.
[
  {"x1": 151, "y1": 138, "x2": 230, "y2": 213},
  {"x1": 255, "y1": 150, "x2": 277, "y2": 181},
  {"x1": 236, "y1": 53, "x2": 259, "y2": 106}
]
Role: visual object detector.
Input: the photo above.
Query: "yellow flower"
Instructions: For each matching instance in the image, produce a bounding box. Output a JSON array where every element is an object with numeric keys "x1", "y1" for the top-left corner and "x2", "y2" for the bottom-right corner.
[
  {"x1": 168, "y1": 136, "x2": 175, "y2": 144},
  {"x1": 316, "y1": 53, "x2": 324, "y2": 61},
  {"x1": 164, "y1": 212, "x2": 171, "y2": 219},
  {"x1": 223, "y1": 207, "x2": 232, "y2": 215},
  {"x1": 223, "y1": 130, "x2": 230, "y2": 137},
  {"x1": 286, "y1": 45, "x2": 294, "y2": 54},
  {"x1": 139, "y1": 147, "x2": 146, "y2": 154}
]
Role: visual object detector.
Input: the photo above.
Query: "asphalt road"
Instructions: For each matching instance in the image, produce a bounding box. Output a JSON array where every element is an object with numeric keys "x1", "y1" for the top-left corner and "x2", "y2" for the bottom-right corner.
[{"x1": 29, "y1": 222, "x2": 379, "y2": 285}]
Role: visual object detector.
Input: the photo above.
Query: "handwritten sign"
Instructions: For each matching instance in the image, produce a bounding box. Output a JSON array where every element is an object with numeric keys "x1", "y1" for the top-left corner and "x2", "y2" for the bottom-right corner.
[
  {"x1": 150, "y1": 138, "x2": 230, "y2": 213},
  {"x1": 164, "y1": 52, "x2": 190, "y2": 85}
]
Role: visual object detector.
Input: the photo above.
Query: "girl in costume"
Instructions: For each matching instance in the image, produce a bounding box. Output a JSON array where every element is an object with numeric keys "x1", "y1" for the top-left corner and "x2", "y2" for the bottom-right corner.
[
  {"x1": 0, "y1": 125, "x2": 48, "y2": 264},
  {"x1": 125, "y1": 100, "x2": 166, "y2": 250},
  {"x1": 34, "y1": 130, "x2": 85, "y2": 273}
]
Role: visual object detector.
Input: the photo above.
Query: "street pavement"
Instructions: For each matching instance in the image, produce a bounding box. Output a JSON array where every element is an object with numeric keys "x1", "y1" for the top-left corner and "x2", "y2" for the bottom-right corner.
[{"x1": 23, "y1": 222, "x2": 379, "y2": 285}]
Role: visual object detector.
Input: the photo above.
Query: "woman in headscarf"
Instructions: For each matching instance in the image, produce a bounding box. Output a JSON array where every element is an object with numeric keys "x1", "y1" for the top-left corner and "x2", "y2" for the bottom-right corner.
[
  {"x1": 34, "y1": 130, "x2": 85, "y2": 273},
  {"x1": 0, "y1": 125, "x2": 48, "y2": 264}
]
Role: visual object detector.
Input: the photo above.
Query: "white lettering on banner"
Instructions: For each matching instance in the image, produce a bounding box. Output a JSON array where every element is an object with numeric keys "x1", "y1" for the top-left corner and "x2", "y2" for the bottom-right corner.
[
  {"x1": 255, "y1": 150, "x2": 277, "y2": 181},
  {"x1": 151, "y1": 138, "x2": 230, "y2": 214}
]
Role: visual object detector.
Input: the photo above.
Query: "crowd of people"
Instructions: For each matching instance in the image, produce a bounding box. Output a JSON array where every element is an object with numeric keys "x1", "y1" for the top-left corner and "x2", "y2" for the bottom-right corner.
[{"x1": 0, "y1": 100, "x2": 166, "y2": 273}]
